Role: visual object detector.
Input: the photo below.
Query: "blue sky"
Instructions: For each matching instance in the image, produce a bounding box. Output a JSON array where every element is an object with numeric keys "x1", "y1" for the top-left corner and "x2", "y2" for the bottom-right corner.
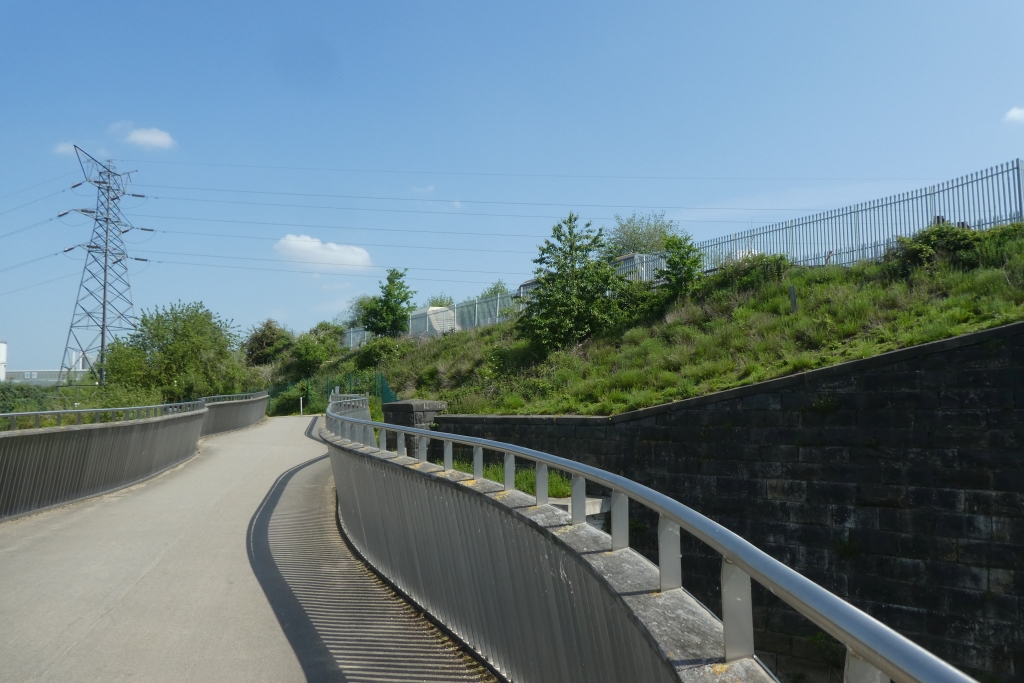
[{"x1": 2, "y1": 1, "x2": 1024, "y2": 368}]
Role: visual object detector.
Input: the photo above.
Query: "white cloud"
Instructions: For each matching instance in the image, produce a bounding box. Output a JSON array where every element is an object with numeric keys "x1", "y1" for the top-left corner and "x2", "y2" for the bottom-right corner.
[
  {"x1": 124, "y1": 127, "x2": 176, "y2": 149},
  {"x1": 273, "y1": 234, "x2": 372, "y2": 272},
  {"x1": 412, "y1": 185, "x2": 435, "y2": 194},
  {"x1": 451, "y1": 200, "x2": 463, "y2": 209},
  {"x1": 53, "y1": 142, "x2": 76, "y2": 155},
  {"x1": 1005, "y1": 107, "x2": 1024, "y2": 123}
]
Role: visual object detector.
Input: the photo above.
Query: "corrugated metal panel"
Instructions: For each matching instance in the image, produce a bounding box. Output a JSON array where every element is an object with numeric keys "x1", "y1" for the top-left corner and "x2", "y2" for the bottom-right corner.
[{"x1": 0, "y1": 411, "x2": 205, "y2": 520}]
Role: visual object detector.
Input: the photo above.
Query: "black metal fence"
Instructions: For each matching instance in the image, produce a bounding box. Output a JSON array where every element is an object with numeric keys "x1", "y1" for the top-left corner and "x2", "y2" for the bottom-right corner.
[{"x1": 696, "y1": 159, "x2": 1024, "y2": 269}]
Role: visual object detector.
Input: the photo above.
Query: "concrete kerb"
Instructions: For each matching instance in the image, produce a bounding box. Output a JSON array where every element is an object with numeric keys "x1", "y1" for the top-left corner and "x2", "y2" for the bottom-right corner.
[{"x1": 320, "y1": 426, "x2": 775, "y2": 683}]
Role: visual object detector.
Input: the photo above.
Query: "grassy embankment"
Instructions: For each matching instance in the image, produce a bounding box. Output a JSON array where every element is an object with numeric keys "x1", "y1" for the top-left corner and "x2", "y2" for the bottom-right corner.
[{"x1": 367, "y1": 223, "x2": 1024, "y2": 415}]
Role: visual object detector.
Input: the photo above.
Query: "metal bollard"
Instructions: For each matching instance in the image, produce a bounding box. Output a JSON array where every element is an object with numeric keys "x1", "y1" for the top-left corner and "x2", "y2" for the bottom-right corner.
[
  {"x1": 721, "y1": 559, "x2": 754, "y2": 662},
  {"x1": 658, "y1": 515, "x2": 681, "y2": 592},
  {"x1": 504, "y1": 452, "x2": 515, "y2": 491},
  {"x1": 571, "y1": 475, "x2": 586, "y2": 525},
  {"x1": 535, "y1": 463, "x2": 548, "y2": 505},
  {"x1": 844, "y1": 649, "x2": 886, "y2": 683},
  {"x1": 610, "y1": 491, "x2": 629, "y2": 550}
]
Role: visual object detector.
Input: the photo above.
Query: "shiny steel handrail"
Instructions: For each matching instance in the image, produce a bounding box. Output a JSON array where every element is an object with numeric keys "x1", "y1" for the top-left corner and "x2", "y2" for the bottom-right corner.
[
  {"x1": 1, "y1": 400, "x2": 205, "y2": 432},
  {"x1": 325, "y1": 401, "x2": 976, "y2": 683},
  {"x1": 202, "y1": 390, "x2": 269, "y2": 404}
]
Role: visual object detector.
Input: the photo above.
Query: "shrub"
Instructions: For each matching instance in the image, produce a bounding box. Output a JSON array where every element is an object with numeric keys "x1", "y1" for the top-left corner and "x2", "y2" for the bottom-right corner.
[{"x1": 355, "y1": 337, "x2": 403, "y2": 370}]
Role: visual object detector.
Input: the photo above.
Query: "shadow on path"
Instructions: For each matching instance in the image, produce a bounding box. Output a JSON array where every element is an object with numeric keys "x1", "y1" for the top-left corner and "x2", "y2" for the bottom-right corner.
[{"x1": 247, "y1": 425, "x2": 490, "y2": 683}]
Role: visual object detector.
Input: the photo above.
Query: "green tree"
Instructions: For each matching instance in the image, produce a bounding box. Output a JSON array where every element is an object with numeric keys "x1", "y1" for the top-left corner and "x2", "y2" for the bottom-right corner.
[
  {"x1": 426, "y1": 292, "x2": 455, "y2": 308},
  {"x1": 361, "y1": 268, "x2": 416, "y2": 337},
  {"x1": 339, "y1": 295, "x2": 374, "y2": 327},
  {"x1": 242, "y1": 319, "x2": 294, "y2": 366},
  {"x1": 479, "y1": 280, "x2": 510, "y2": 298},
  {"x1": 104, "y1": 301, "x2": 251, "y2": 401},
  {"x1": 516, "y1": 213, "x2": 626, "y2": 352},
  {"x1": 601, "y1": 211, "x2": 679, "y2": 259},
  {"x1": 659, "y1": 233, "x2": 704, "y2": 297},
  {"x1": 289, "y1": 320, "x2": 345, "y2": 378}
]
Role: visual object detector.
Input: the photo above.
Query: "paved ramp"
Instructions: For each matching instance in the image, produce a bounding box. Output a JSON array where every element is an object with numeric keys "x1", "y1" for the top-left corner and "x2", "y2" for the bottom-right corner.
[{"x1": 0, "y1": 416, "x2": 491, "y2": 683}]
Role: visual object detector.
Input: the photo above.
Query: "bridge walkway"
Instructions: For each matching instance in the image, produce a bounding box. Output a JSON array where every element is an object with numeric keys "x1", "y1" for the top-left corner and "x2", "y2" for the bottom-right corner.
[{"x1": 0, "y1": 415, "x2": 491, "y2": 683}]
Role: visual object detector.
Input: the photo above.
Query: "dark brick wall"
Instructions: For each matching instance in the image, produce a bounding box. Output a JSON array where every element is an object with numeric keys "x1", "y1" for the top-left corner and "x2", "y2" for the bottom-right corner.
[{"x1": 434, "y1": 322, "x2": 1024, "y2": 682}]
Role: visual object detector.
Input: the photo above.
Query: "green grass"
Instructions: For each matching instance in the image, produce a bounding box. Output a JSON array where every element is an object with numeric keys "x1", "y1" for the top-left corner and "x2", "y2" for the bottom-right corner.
[
  {"x1": 339, "y1": 223, "x2": 1024, "y2": 416},
  {"x1": 449, "y1": 458, "x2": 573, "y2": 497}
]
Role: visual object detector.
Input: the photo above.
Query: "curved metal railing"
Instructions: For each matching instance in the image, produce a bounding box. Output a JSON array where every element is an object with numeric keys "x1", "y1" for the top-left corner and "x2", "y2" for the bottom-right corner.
[
  {"x1": 1, "y1": 400, "x2": 205, "y2": 432},
  {"x1": 202, "y1": 390, "x2": 269, "y2": 404},
  {"x1": 325, "y1": 399, "x2": 976, "y2": 683}
]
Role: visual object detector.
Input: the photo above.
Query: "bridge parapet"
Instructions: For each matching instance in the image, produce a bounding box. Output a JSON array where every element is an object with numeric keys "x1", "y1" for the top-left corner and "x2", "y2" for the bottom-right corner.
[
  {"x1": 0, "y1": 391, "x2": 268, "y2": 522},
  {"x1": 324, "y1": 403, "x2": 978, "y2": 683}
]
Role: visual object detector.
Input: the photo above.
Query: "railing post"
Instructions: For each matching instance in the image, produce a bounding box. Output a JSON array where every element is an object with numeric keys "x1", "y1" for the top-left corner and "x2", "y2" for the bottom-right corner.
[
  {"x1": 473, "y1": 445, "x2": 483, "y2": 480},
  {"x1": 10, "y1": 415, "x2": 16, "y2": 431},
  {"x1": 571, "y1": 475, "x2": 586, "y2": 525},
  {"x1": 417, "y1": 436, "x2": 428, "y2": 462},
  {"x1": 504, "y1": 452, "x2": 515, "y2": 491},
  {"x1": 844, "y1": 649, "x2": 886, "y2": 683},
  {"x1": 397, "y1": 432, "x2": 406, "y2": 457},
  {"x1": 443, "y1": 440, "x2": 453, "y2": 470},
  {"x1": 76, "y1": 412, "x2": 82, "y2": 425},
  {"x1": 34, "y1": 414, "x2": 40, "y2": 428},
  {"x1": 658, "y1": 515, "x2": 681, "y2": 591},
  {"x1": 721, "y1": 559, "x2": 755, "y2": 662},
  {"x1": 366, "y1": 424, "x2": 378, "y2": 450},
  {"x1": 56, "y1": 413, "x2": 62, "y2": 427},
  {"x1": 535, "y1": 463, "x2": 548, "y2": 505},
  {"x1": 379, "y1": 428, "x2": 387, "y2": 451},
  {"x1": 610, "y1": 491, "x2": 628, "y2": 550}
]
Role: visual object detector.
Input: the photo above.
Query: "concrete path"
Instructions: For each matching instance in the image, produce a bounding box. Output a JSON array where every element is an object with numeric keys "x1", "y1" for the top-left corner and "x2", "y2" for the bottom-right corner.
[{"x1": 0, "y1": 416, "x2": 491, "y2": 683}]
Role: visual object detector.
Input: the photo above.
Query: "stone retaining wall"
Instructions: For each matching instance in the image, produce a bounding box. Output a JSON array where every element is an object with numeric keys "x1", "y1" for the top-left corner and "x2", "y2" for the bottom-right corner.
[{"x1": 435, "y1": 322, "x2": 1024, "y2": 682}]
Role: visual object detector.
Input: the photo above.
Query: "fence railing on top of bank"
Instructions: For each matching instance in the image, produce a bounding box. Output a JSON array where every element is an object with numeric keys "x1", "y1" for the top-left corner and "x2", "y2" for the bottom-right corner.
[{"x1": 343, "y1": 159, "x2": 1024, "y2": 349}]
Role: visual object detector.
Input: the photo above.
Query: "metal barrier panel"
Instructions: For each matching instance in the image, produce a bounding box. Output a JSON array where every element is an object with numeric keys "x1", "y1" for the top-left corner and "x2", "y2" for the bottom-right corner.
[
  {"x1": 200, "y1": 394, "x2": 269, "y2": 437},
  {"x1": 0, "y1": 409, "x2": 205, "y2": 521}
]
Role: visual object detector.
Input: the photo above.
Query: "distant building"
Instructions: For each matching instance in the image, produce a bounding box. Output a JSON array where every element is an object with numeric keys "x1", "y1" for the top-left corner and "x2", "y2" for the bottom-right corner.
[
  {"x1": 0, "y1": 340, "x2": 6, "y2": 382},
  {"x1": 4, "y1": 369, "x2": 89, "y2": 387}
]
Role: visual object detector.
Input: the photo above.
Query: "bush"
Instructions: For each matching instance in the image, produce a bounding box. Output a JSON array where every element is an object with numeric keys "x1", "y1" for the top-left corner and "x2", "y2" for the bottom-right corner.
[
  {"x1": 355, "y1": 337, "x2": 403, "y2": 370},
  {"x1": 104, "y1": 301, "x2": 254, "y2": 401},
  {"x1": 242, "y1": 319, "x2": 293, "y2": 366}
]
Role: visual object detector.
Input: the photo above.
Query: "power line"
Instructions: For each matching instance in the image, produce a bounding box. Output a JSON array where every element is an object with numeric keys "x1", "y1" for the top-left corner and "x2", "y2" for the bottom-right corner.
[
  {"x1": 131, "y1": 248, "x2": 528, "y2": 276},
  {"x1": 0, "y1": 172, "x2": 78, "y2": 201},
  {"x1": 114, "y1": 158, "x2": 934, "y2": 182},
  {"x1": 143, "y1": 193, "x2": 623, "y2": 221},
  {"x1": 0, "y1": 217, "x2": 55, "y2": 241},
  {"x1": 0, "y1": 250, "x2": 65, "y2": 275},
  {"x1": 0, "y1": 271, "x2": 81, "y2": 297},
  {"x1": 133, "y1": 183, "x2": 812, "y2": 212},
  {"x1": 140, "y1": 257, "x2": 508, "y2": 284},
  {"x1": 130, "y1": 211, "x2": 770, "y2": 234},
  {"x1": 0, "y1": 188, "x2": 69, "y2": 217},
  {"x1": 139, "y1": 226, "x2": 536, "y2": 254}
]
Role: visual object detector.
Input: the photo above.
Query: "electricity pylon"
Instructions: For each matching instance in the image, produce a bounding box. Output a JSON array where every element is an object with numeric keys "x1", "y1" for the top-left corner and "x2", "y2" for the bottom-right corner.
[{"x1": 58, "y1": 147, "x2": 143, "y2": 387}]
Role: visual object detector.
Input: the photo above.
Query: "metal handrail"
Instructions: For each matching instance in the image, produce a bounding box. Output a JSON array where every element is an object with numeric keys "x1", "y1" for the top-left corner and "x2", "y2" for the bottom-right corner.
[
  {"x1": 1, "y1": 400, "x2": 205, "y2": 432},
  {"x1": 325, "y1": 400, "x2": 976, "y2": 683},
  {"x1": 202, "y1": 390, "x2": 269, "y2": 404}
]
